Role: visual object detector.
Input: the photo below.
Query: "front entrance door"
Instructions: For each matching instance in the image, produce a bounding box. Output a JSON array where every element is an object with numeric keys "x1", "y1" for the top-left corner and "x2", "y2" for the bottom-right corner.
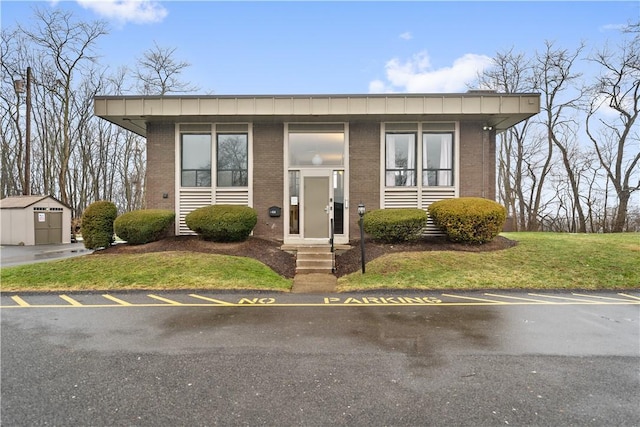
[{"x1": 303, "y1": 176, "x2": 330, "y2": 239}]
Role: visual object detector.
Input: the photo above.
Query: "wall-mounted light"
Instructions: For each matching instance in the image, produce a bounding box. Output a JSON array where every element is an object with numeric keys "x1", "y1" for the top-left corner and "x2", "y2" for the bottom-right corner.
[
  {"x1": 483, "y1": 125, "x2": 494, "y2": 131},
  {"x1": 311, "y1": 153, "x2": 323, "y2": 165}
]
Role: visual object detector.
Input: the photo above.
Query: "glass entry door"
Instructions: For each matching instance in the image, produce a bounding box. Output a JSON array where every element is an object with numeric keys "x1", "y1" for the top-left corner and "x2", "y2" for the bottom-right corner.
[
  {"x1": 303, "y1": 176, "x2": 330, "y2": 239},
  {"x1": 287, "y1": 169, "x2": 347, "y2": 244}
]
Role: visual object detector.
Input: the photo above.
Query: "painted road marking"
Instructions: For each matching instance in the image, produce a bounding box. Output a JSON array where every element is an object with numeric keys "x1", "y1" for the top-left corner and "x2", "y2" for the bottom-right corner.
[
  {"x1": 528, "y1": 293, "x2": 600, "y2": 304},
  {"x1": 483, "y1": 293, "x2": 556, "y2": 304},
  {"x1": 147, "y1": 294, "x2": 183, "y2": 305},
  {"x1": 189, "y1": 294, "x2": 235, "y2": 305},
  {"x1": 620, "y1": 293, "x2": 640, "y2": 301},
  {"x1": 1, "y1": 292, "x2": 638, "y2": 309},
  {"x1": 10, "y1": 296, "x2": 30, "y2": 307},
  {"x1": 59, "y1": 294, "x2": 82, "y2": 306},
  {"x1": 571, "y1": 293, "x2": 636, "y2": 302},
  {"x1": 441, "y1": 294, "x2": 508, "y2": 304},
  {"x1": 102, "y1": 294, "x2": 132, "y2": 306}
]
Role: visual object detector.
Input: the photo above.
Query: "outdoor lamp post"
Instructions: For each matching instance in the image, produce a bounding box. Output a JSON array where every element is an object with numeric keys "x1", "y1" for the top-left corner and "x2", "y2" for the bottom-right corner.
[{"x1": 358, "y1": 203, "x2": 366, "y2": 274}]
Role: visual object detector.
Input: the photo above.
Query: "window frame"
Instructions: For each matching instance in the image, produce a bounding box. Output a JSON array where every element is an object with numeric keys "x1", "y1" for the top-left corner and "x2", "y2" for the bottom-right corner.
[
  {"x1": 385, "y1": 132, "x2": 417, "y2": 187},
  {"x1": 216, "y1": 132, "x2": 249, "y2": 187},
  {"x1": 180, "y1": 132, "x2": 212, "y2": 188},
  {"x1": 422, "y1": 131, "x2": 454, "y2": 187}
]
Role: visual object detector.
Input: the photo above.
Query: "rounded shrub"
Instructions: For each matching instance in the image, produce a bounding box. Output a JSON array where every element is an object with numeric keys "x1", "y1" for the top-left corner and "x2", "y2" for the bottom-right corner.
[
  {"x1": 363, "y1": 208, "x2": 428, "y2": 243},
  {"x1": 114, "y1": 209, "x2": 175, "y2": 245},
  {"x1": 428, "y1": 197, "x2": 506, "y2": 244},
  {"x1": 81, "y1": 200, "x2": 118, "y2": 249},
  {"x1": 185, "y1": 204, "x2": 257, "y2": 242}
]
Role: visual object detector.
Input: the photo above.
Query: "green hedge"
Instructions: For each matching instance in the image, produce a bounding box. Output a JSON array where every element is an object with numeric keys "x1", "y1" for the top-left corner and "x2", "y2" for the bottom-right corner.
[
  {"x1": 114, "y1": 209, "x2": 175, "y2": 245},
  {"x1": 185, "y1": 204, "x2": 257, "y2": 242},
  {"x1": 428, "y1": 197, "x2": 506, "y2": 244},
  {"x1": 81, "y1": 201, "x2": 118, "y2": 250},
  {"x1": 363, "y1": 208, "x2": 428, "y2": 243}
]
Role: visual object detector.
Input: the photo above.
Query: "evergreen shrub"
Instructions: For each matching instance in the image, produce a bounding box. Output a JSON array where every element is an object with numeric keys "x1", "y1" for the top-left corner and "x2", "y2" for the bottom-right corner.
[
  {"x1": 185, "y1": 204, "x2": 257, "y2": 242},
  {"x1": 363, "y1": 208, "x2": 427, "y2": 243},
  {"x1": 428, "y1": 197, "x2": 506, "y2": 244},
  {"x1": 81, "y1": 200, "x2": 118, "y2": 249},
  {"x1": 114, "y1": 209, "x2": 175, "y2": 245}
]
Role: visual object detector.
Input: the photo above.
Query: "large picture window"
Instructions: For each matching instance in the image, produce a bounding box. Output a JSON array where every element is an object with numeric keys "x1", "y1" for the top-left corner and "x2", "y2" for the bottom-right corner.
[
  {"x1": 217, "y1": 133, "x2": 248, "y2": 187},
  {"x1": 423, "y1": 132, "x2": 453, "y2": 186},
  {"x1": 181, "y1": 133, "x2": 211, "y2": 187},
  {"x1": 385, "y1": 133, "x2": 416, "y2": 186}
]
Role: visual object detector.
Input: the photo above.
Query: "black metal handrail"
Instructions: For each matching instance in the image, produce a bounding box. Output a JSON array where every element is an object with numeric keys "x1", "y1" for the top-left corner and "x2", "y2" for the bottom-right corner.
[{"x1": 330, "y1": 218, "x2": 335, "y2": 273}]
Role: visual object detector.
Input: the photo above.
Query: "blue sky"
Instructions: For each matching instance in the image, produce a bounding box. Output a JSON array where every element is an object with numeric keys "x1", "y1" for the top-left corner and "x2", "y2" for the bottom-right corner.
[{"x1": 2, "y1": 1, "x2": 638, "y2": 95}]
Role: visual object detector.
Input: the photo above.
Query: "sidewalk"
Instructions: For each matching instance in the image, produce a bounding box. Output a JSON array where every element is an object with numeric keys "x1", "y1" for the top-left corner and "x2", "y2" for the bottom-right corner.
[{"x1": 0, "y1": 243, "x2": 92, "y2": 267}]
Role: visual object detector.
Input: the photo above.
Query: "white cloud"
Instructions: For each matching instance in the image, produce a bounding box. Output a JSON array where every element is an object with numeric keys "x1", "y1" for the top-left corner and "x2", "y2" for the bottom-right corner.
[
  {"x1": 369, "y1": 51, "x2": 493, "y2": 93},
  {"x1": 76, "y1": 0, "x2": 168, "y2": 24},
  {"x1": 399, "y1": 32, "x2": 412, "y2": 40},
  {"x1": 599, "y1": 23, "x2": 626, "y2": 32}
]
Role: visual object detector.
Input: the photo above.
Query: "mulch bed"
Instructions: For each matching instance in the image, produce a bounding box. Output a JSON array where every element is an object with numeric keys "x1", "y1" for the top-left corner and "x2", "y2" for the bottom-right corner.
[{"x1": 95, "y1": 235, "x2": 517, "y2": 279}]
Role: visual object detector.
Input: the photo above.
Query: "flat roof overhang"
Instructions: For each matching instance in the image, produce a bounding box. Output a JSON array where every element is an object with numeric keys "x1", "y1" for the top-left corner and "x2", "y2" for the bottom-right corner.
[{"x1": 94, "y1": 93, "x2": 541, "y2": 137}]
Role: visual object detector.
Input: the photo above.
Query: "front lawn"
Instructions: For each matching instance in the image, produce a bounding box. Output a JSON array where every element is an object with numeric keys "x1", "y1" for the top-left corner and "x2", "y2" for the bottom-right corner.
[
  {"x1": 0, "y1": 251, "x2": 292, "y2": 292},
  {"x1": 337, "y1": 232, "x2": 640, "y2": 291}
]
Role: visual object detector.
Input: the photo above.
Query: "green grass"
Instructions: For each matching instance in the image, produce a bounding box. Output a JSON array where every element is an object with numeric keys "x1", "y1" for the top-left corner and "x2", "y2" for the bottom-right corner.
[
  {"x1": 337, "y1": 232, "x2": 640, "y2": 291},
  {"x1": 0, "y1": 251, "x2": 292, "y2": 292},
  {"x1": 1, "y1": 233, "x2": 638, "y2": 292}
]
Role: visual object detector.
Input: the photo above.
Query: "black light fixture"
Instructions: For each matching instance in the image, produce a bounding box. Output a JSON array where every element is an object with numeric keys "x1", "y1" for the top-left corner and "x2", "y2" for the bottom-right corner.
[
  {"x1": 482, "y1": 124, "x2": 494, "y2": 131},
  {"x1": 358, "y1": 203, "x2": 366, "y2": 274}
]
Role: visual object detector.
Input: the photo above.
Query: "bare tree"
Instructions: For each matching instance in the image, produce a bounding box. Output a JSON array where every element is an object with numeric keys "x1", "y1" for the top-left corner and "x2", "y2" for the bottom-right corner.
[
  {"x1": 586, "y1": 23, "x2": 640, "y2": 232},
  {"x1": 21, "y1": 7, "x2": 108, "y2": 206},
  {"x1": 532, "y1": 41, "x2": 588, "y2": 231},
  {"x1": 134, "y1": 41, "x2": 198, "y2": 95}
]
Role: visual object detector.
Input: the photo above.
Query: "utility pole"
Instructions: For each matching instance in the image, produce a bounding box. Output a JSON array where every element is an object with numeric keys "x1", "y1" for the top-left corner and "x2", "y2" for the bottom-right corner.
[
  {"x1": 24, "y1": 66, "x2": 31, "y2": 196},
  {"x1": 15, "y1": 67, "x2": 32, "y2": 195}
]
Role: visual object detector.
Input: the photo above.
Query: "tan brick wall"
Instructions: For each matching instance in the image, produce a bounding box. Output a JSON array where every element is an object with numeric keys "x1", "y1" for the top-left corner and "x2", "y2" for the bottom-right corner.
[
  {"x1": 349, "y1": 121, "x2": 380, "y2": 240},
  {"x1": 145, "y1": 122, "x2": 176, "y2": 212},
  {"x1": 252, "y1": 122, "x2": 284, "y2": 241},
  {"x1": 458, "y1": 121, "x2": 496, "y2": 200}
]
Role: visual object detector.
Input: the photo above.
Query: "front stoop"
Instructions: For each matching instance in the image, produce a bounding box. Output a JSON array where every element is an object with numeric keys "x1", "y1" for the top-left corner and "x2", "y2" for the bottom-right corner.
[
  {"x1": 295, "y1": 248, "x2": 334, "y2": 274},
  {"x1": 292, "y1": 273, "x2": 337, "y2": 293}
]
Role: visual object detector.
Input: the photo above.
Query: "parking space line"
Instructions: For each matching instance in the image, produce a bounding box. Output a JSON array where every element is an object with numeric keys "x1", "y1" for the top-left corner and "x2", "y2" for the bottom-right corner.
[
  {"x1": 10, "y1": 296, "x2": 30, "y2": 307},
  {"x1": 102, "y1": 294, "x2": 132, "y2": 306},
  {"x1": 527, "y1": 293, "x2": 599, "y2": 303},
  {"x1": 59, "y1": 295, "x2": 83, "y2": 306},
  {"x1": 147, "y1": 294, "x2": 183, "y2": 305},
  {"x1": 189, "y1": 294, "x2": 235, "y2": 305},
  {"x1": 619, "y1": 293, "x2": 640, "y2": 301},
  {"x1": 484, "y1": 293, "x2": 556, "y2": 304},
  {"x1": 441, "y1": 294, "x2": 507, "y2": 304},
  {"x1": 571, "y1": 293, "x2": 635, "y2": 302}
]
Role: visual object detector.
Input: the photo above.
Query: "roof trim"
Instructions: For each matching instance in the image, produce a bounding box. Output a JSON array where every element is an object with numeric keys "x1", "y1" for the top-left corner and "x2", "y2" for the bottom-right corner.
[{"x1": 94, "y1": 93, "x2": 541, "y2": 137}]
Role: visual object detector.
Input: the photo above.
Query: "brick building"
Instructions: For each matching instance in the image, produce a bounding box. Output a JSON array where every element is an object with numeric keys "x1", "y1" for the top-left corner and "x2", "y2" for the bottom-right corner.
[{"x1": 94, "y1": 93, "x2": 539, "y2": 245}]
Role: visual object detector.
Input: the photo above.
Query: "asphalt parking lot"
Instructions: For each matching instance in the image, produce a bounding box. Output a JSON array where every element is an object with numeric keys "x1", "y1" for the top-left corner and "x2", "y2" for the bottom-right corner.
[
  {"x1": 2, "y1": 290, "x2": 638, "y2": 426},
  {"x1": 0, "y1": 242, "x2": 90, "y2": 267}
]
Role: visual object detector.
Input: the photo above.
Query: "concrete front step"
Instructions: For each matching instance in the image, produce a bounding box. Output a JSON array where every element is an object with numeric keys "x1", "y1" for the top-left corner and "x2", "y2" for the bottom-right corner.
[{"x1": 295, "y1": 249, "x2": 335, "y2": 274}]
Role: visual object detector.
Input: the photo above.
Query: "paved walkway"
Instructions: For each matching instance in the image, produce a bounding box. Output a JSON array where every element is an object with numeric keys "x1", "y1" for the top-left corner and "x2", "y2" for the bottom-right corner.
[{"x1": 1, "y1": 243, "x2": 91, "y2": 267}]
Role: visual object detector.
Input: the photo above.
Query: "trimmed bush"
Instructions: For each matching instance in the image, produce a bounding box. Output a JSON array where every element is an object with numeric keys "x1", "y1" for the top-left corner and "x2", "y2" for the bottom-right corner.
[
  {"x1": 185, "y1": 204, "x2": 257, "y2": 242},
  {"x1": 363, "y1": 208, "x2": 428, "y2": 243},
  {"x1": 81, "y1": 201, "x2": 118, "y2": 250},
  {"x1": 114, "y1": 209, "x2": 175, "y2": 245},
  {"x1": 428, "y1": 197, "x2": 506, "y2": 244}
]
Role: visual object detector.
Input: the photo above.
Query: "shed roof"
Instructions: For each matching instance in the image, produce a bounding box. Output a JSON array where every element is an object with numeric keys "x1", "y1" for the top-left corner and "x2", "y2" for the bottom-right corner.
[
  {"x1": 94, "y1": 92, "x2": 541, "y2": 137},
  {"x1": 0, "y1": 195, "x2": 69, "y2": 209}
]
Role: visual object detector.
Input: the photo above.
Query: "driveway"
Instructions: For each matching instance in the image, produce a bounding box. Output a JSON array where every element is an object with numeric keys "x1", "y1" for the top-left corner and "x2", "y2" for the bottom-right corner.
[{"x1": 0, "y1": 242, "x2": 90, "y2": 267}]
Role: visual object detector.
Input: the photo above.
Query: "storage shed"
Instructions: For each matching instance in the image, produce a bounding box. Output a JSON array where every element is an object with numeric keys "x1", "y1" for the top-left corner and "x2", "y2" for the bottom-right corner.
[{"x1": 0, "y1": 195, "x2": 72, "y2": 245}]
